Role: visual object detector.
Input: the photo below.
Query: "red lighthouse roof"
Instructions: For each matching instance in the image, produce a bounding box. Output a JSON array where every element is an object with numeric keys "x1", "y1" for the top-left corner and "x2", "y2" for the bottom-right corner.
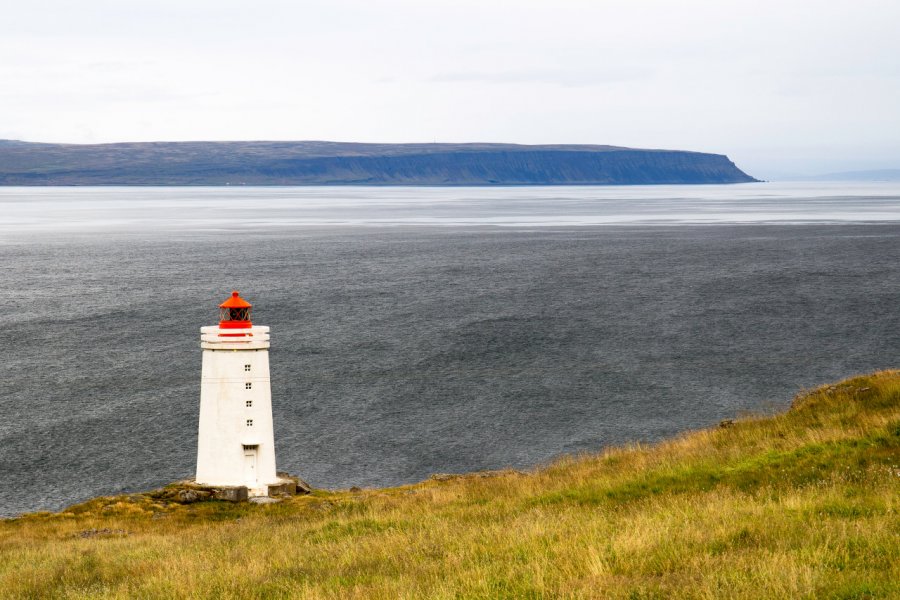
[
  {"x1": 219, "y1": 291, "x2": 253, "y2": 328},
  {"x1": 220, "y1": 291, "x2": 252, "y2": 309}
]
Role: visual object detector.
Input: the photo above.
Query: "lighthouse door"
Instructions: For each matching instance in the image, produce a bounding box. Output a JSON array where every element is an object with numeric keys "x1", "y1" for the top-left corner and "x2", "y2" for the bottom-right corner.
[{"x1": 243, "y1": 445, "x2": 258, "y2": 486}]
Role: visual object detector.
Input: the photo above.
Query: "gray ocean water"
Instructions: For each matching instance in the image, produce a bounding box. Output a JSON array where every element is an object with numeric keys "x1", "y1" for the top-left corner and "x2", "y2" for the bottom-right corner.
[{"x1": 2, "y1": 182, "x2": 900, "y2": 517}]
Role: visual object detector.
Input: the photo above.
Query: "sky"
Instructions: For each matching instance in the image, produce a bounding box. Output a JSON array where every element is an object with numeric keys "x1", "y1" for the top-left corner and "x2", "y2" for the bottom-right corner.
[{"x1": 1, "y1": 0, "x2": 898, "y2": 179}]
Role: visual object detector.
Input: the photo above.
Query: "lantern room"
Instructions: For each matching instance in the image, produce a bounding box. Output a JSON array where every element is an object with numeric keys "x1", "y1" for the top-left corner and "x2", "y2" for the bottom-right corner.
[{"x1": 219, "y1": 291, "x2": 253, "y2": 328}]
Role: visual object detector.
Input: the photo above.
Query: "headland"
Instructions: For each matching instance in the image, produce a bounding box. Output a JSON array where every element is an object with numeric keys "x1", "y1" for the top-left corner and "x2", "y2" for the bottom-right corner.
[
  {"x1": 0, "y1": 140, "x2": 757, "y2": 186},
  {"x1": 2, "y1": 370, "x2": 897, "y2": 598}
]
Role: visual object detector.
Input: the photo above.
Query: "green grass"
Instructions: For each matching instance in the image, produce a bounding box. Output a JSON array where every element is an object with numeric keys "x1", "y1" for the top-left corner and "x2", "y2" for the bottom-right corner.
[{"x1": 2, "y1": 371, "x2": 899, "y2": 599}]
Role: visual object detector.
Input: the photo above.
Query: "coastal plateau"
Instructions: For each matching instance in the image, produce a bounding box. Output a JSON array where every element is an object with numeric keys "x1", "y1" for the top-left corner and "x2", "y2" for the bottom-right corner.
[{"x1": 0, "y1": 140, "x2": 757, "y2": 185}]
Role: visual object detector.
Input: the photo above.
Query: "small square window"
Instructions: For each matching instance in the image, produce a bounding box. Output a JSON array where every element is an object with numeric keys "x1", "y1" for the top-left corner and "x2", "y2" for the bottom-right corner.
[
  {"x1": 244, "y1": 364, "x2": 251, "y2": 372},
  {"x1": 246, "y1": 419, "x2": 253, "y2": 427},
  {"x1": 246, "y1": 400, "x2": 252, "y2": 407},
  {"x1": 245, "y1": 382, "x2": 252, "y2": 390}
]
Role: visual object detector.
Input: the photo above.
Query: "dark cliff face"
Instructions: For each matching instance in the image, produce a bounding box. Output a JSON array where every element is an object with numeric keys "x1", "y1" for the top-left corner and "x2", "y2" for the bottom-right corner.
[{"x1": 0, "y1": 141, "x2": 757, "y2": 185}]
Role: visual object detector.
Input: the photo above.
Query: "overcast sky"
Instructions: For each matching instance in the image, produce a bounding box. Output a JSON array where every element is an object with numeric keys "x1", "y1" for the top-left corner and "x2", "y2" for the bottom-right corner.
[{"x1": 2, "y1": 0, "x2": 898, "y2": 178}]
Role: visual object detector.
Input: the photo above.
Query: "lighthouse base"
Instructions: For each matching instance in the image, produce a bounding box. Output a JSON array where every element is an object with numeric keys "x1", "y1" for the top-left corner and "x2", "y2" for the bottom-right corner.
[
  {"x1": 157, "y1": 475, "x2": 310, "y2": 505},
  {"x1": 195, "y1": 479, "x2": 279, "y2": 499},
  {"x1": 247, "y1": 484, "x2": 277, "y2": 498}
]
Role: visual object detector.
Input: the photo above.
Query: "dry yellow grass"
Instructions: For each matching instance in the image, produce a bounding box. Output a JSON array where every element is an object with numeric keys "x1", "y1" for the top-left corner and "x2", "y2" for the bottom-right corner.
[{"x1": 2, "y1": 371, "x2": 899, "y2": 599}]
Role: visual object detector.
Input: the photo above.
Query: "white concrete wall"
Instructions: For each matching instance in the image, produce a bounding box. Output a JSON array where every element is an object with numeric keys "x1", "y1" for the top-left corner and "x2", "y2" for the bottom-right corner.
[{"x1": 196, "y1": 325, "x2": 278, "y2": 495}]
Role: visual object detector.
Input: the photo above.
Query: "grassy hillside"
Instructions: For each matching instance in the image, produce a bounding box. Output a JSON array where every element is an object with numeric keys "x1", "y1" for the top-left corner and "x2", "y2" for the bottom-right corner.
[{"x1": 1, "y1": 371, "x2": 898, "y2": 599}]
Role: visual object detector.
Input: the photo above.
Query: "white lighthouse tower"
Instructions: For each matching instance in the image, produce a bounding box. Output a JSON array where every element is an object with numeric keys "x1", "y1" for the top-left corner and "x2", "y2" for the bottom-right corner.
[{"x1": 196, "y1": 291, "x2": 280, "y2": 496}]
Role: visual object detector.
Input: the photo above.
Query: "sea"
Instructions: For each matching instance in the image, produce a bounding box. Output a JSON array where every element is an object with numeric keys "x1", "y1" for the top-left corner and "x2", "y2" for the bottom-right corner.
[{"x1": 2, "y1": 182, "x2": 900, "y2": 517}]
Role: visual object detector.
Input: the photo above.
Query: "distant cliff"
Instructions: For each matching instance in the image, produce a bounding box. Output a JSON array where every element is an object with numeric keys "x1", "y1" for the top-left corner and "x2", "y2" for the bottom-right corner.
[{"x1": 0, "y1": 140, "x2": 757, "y2": 185}]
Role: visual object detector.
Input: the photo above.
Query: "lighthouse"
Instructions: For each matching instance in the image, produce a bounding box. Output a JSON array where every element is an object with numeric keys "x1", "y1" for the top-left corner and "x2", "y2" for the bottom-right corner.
[{"x1": 196, "y1": 291, "x2": 279, "y2": 496}]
